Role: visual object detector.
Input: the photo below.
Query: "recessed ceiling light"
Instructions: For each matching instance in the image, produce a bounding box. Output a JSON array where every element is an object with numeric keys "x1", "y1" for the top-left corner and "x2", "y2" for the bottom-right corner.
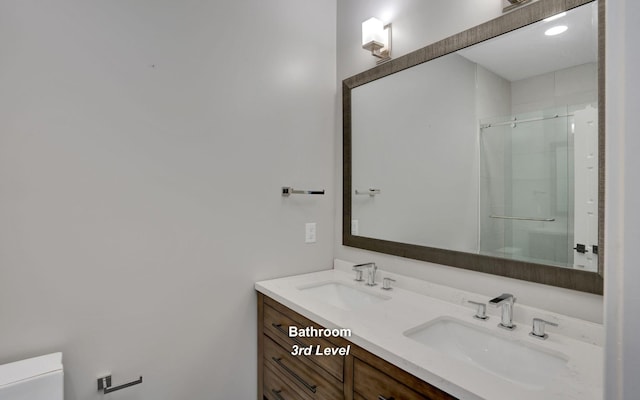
[
  {"x1": 545, "y1": 25, "x2": 568, "y2": 36},
  {"x1": 544, "y1": 12, "x2": 567, "y2": 22}
]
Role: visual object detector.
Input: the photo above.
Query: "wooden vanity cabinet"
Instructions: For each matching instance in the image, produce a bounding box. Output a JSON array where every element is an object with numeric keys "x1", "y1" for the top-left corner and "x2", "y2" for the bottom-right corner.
[
  {"x1": 259, "y1": 293, "x2": 348, "y2": 400},
  {"x1": 258, "y1": 293, "x2": 457, "y2": 400},
  {"x1": 351, "y1": 348, "x2": 457, "y2": 400}
]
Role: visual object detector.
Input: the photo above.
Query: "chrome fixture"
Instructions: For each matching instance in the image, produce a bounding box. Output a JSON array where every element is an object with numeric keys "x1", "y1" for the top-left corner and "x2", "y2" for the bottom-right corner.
[
  {"x1": 490, "y1": 215, "x2": 555, "y2": 222},
  {"x1": 353, "y1": 262, "x2": 377, "y2": 286},
  {"x1": 503, "y1": 0, "x2": 531, "y2": 13},
  {"x1": 480, "y1": 113, "x2": 570, "y2": 129},
  {"x1": 97, "y1": 375, "x2": 143, "y2": 394},
  {"x1": 362, "y1": 17, "x2": 392, "y2": 64},
  {"x1": 467, "y1": 300, "x2": 489, "y2": 320},
  {"x1": 382, "y1": 277, "x2": 396, "y2": 290},
  {"x1": 352, "y1": 266, "x2": 365, "y2": 281},
  {"x1": 366, "y1": 264, "x2": 378, "y2": 286},
  {"x1": 489, "y1": 293, "x2": 517, "y2": 330},
  {"x1": 355, "y1": 188, "x2": 381, "y2": 196},
  {"x1": 281, "y1": 186, "x2": 325, "y2": 197},
  {"x1": 529, "y1": 318, "x2": 559, "y2": 340}
]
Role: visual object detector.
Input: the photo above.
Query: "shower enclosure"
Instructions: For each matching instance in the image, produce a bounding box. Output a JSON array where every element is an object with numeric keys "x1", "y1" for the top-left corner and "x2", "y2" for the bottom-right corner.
[{"x1": 479, "y1": 105, "x2": 598, "y2": 271}]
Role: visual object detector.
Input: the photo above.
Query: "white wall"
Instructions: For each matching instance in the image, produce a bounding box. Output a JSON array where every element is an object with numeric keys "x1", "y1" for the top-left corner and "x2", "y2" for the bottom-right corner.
[
  {"x1": 335, "y1": 0, "x2": 604, "y2": 323},
  {"x1": 0, "y1": 1, "x2": 336, "y2": 399},
  {"x1": 604, "y1": 0, "x2": 640, "y2": 398}
]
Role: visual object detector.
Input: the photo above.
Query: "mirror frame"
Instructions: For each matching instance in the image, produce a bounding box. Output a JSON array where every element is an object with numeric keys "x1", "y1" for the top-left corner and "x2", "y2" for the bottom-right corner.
[{"x1": 343, "y1": 0, "x2": 604, "y2": 295}]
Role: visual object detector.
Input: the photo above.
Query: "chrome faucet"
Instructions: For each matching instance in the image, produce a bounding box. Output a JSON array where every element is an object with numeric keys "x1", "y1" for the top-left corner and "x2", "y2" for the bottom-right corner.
[
  {"x1": 489, "y1": 293, "x2": 516, "y2": 330},
  {"x1": 352, "y1": 262, "x2": 377, "y2": 286}
]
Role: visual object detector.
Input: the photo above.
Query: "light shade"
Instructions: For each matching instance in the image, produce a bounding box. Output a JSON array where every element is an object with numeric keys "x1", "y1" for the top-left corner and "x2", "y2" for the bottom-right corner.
[
  {"x1": 361, "y1": 17, "x2": 391, "y2": 64},
  {"x1": 362, "y1": 17, "x2": 387, "y2": 51}
]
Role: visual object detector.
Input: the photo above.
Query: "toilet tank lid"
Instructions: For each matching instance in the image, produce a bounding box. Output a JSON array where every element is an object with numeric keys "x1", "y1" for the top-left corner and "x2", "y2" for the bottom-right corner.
[{"x1": 0, "y1": 353, "x2": 63, "y2": 387}]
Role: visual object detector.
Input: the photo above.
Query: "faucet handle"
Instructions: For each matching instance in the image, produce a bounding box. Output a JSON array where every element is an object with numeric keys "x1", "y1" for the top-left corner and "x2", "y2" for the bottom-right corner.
[
  {"x1": 467, "y1": 301, "x2": 489, "y2": 320},
  {"x1": 529, "y1": 318, "x2": 559, "y2": 340},
  {"x1": 382, "y1": 277, "x2": 396, "y2": 290},
  {"x1": 353, "y1": 268, "x2": 364, "y2": 281}
]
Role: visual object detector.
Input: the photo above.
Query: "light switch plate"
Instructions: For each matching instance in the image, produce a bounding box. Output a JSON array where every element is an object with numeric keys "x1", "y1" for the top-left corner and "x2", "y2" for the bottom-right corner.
[{"x1": 305, "y1": 223, "x2": 316, "y2": 243}]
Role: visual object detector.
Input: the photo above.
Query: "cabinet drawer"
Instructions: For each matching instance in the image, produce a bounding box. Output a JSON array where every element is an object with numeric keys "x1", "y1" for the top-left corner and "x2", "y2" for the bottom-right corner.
[
  {"x1": 354, "y1": 358, "x2": 429, "y2": 400},
  {"x1": 264, "y1": 303, "x2": 344, "y2": 382},
  {"x1": 264, "y1": 363, "x2": 307, "y2": 400},
  {"x1": 264, "y1": 335, "x2": 344, "y2": 400}
]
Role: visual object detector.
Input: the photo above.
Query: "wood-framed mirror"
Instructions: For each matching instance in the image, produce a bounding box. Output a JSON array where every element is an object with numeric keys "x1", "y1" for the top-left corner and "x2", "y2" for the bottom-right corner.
[{"x1": 342, "y1": 0, "x2": 604, "y2": 294}]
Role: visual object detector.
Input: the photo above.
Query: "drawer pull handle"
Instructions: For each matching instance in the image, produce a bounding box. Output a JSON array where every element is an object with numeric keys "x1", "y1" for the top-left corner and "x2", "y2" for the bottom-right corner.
[
  {"x1": 378, "y1": 396, "x2": 395, "y2": 400},
  {"x1": 272, "y1": 389, "x2": 286, "y2": 400},
  {"x1": 271, "y1": 357, "x2": 317, "y2": 393},
  {"x1": 272, "y1": 323, "x2": 305, "y2": 347}
]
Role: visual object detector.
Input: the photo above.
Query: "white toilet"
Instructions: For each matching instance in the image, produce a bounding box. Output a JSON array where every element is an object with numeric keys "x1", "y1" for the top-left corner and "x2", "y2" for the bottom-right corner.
[{"x1": 0, "y1": 352, "x2": 63, "y2": 400}]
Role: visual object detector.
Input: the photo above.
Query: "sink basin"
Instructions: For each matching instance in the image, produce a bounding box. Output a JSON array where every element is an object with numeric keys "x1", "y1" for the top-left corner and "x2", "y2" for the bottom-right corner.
[
  {"x1": 298, "y1": 281, "x2": 389, "y2": 310},
  {"x1": 404, "y1": 317, "x2": 568, "y2": 389}
]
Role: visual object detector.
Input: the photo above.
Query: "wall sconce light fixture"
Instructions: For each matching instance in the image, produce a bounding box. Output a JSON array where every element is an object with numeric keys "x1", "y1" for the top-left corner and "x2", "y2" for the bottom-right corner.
[{"x1": 362, "y1": 17, "x2": 392, "y2": 64}]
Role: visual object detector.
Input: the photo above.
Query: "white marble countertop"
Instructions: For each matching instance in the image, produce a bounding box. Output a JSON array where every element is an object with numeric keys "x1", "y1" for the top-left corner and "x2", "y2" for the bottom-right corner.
[{"x1": 255, "y1": 260, "x2": 603, "y2": 400}]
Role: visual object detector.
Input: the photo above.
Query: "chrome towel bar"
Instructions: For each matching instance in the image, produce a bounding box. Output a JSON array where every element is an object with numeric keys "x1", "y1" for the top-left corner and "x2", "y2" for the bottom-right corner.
[
  {"x1": 281, "y1": 186, "x2": 325, "y2": 196},
  {"x1": 355, "y1": 188, "x2": 381, "y2": 196},
  {"x1": 97, "y1": 374, "x2": 143, "y2": 394},
  {"x1": 490, "y1": 215, "x2": 555, "y2": 222}
]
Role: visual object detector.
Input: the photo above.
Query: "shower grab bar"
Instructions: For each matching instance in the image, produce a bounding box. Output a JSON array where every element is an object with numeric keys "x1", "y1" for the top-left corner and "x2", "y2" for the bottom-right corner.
[
  {"x1": 355, "y1": 188, "x2": 381, "y2": 196},
  {"x1": 97, "y1": 375, "x2": 143, "y2": 394},
  {"x1": 281, "y1": 186, "x2": 325, "y2": 197},
  {"x1": 490, "y1": 215, "x2": 555, "y2": 222},
  {"x1": 480, "y1": 113, "x2": 573, "y2": 129}
]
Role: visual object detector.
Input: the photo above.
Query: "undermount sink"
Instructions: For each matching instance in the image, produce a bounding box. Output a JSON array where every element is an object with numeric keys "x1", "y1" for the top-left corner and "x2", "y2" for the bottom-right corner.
[
  {"x1": 297, "y1": 281, "x2": 389, "y2": 310},
  {"x1": 404, "y1": 317, "x2": 568, "y2": 390}
]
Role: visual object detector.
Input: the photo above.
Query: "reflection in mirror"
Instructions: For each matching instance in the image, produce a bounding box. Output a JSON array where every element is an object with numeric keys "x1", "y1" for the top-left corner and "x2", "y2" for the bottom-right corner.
[
  {"x1": 346, "y1": 0, "x2": 602, "y2": 292},
  {"x1": 478, "y1": 104, "x2": 598, "y2": 271}
]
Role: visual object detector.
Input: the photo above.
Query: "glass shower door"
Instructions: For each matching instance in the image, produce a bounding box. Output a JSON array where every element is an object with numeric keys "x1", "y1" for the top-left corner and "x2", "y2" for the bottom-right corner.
[{"x1": 479, "y1": 106, "x2": 574, "y2": 268}]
